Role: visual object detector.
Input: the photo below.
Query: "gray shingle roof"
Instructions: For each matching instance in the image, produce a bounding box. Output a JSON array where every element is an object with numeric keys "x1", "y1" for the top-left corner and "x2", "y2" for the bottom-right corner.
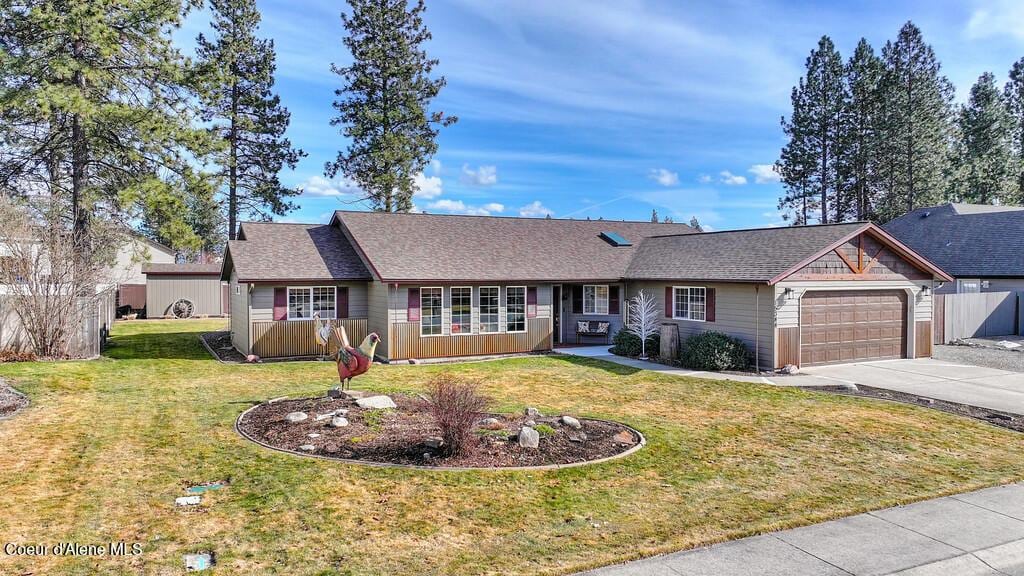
[
  {"x1": 884, "y1": 204, "x2": 1024, "y2": 278},
  {"x1": 624, "y1": 223, "x2": 869, "y2": 282},
  {"x1": 225, "y1": 222, "x2": 371, "y2": 282},
  {"x1": 142, "y1": 262, "x2": 221, "y2": 275},
  {"x1": 334, "y1": 211, "x2": 696, "y2": 282}
]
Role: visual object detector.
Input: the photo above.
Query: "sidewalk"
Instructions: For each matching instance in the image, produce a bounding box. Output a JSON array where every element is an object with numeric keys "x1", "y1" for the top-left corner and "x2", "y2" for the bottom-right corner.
[
  {"x1": 553, "y1": 346, "x2": 781, "y2": 385},
  {"x1": 579, "y1": 482, "x2": 1024, "y2": 576}
]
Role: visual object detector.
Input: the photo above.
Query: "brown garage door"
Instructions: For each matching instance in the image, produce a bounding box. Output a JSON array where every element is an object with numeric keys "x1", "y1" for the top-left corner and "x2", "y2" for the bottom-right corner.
[{"x1": 801, "y1": 290, "x2": 907, "y2": 366}]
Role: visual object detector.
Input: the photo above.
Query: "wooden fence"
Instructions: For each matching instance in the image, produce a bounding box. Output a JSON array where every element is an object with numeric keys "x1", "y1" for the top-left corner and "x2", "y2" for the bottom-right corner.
[
  {"x1": 389, "y1": 317, "x2": 551, "y2": 361},
  {"x1": 934, "y1": 291, "x2": 1022, "y2": 343},
  {"x1": 250, "y1": 318, "x2": 368, "y2": 358},
  {"x1": 0, "y1": 287, "x2": 115, "y2": 358}
]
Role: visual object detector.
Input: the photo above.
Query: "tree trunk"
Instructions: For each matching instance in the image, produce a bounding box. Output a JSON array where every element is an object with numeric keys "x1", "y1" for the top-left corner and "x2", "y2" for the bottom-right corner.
[
  {"x1": 71, "y1": 38, "x2": 87, "y2": 241},
  {"x1": 228, "y1": 81, "x2": 238, "y2": 240}
]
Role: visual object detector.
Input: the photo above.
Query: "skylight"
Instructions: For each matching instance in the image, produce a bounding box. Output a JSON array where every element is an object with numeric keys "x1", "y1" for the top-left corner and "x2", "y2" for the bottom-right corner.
[{"x1": 599, "y1": 231, "x2": 632, "y2": 247}]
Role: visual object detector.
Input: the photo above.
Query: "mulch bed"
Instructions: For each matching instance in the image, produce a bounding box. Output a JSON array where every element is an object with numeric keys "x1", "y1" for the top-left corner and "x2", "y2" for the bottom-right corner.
[
  {"x1": 201, "y1": 331, "x2": 248, "y2": 363},
  {"x1": 236, "y1": 393, "x2": 641, "y2": 468},
  {"x1": 806, "y1": 384, "x2": 1024, "y2": 433},
  {"x1": 0, "y1": 381, "x2": 28, "y2": 420}
]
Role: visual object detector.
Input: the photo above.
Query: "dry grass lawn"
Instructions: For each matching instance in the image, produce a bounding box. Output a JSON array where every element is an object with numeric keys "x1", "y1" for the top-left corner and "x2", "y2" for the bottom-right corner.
[{"x1": 2, "y1": 319, "x2": 1024, "y2": 575}]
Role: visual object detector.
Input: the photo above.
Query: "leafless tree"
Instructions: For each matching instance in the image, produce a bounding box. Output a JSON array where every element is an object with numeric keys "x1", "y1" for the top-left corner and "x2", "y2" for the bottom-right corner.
[{"x1": 625, "y1": 289, "x2": 661, "y2": 360}]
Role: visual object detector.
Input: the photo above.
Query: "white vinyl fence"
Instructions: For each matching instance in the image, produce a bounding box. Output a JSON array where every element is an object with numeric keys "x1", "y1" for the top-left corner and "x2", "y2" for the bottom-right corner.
[{"x1": 934, "y1": 291, "x2": 1023, "y2": 343}]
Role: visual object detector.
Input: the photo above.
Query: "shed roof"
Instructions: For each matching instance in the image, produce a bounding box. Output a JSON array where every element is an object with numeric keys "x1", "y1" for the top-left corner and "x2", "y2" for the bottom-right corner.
[
  {"x1": 142, "y1": 262, "x2": 221, "y2": 276},
  {"x1": 223, "y1": 222, "x2": 371, "y2": 282},
  {"x1": 332, "y1": 211, "x2": 696, "y2": 282},
  {"x1": 884, "y1": 203, "x2": 1024, "y2": 278}
]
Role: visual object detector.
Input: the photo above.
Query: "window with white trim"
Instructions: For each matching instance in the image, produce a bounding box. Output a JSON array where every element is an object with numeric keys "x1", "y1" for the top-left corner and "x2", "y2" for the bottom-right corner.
[
  {"x1": 420, "y1": 287, "x2": 443, "y2": 336},
  {"x1": 288, "y1": 287, "x2": 336, "y2": 320},
  {"x1": 450, "y1": 286, "x2": 472, "y2": 334},
  {"x1": 506, "y1": 286, "x2": 526, "y2": 332},
  {"x1": 479, "y1": 286, "x2": 499, "y2": 333},
  {"x1": 583, "y1": 284, "x2": 609, "y2": 314},
  {"x1": 673, "y1": 286, "x2": 706, "y2": 322}
]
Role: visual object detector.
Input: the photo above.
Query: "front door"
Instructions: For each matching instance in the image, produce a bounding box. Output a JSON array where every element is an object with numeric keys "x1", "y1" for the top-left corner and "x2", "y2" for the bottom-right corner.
[{"x1": 552, "y1": 285, "x2": 562, "y2": 344}]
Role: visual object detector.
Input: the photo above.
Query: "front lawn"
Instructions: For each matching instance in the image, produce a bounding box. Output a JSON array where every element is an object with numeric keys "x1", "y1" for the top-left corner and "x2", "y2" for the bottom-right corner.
[{"x1": 2, "y1": 320, "x2": 1024, "y2": 575}]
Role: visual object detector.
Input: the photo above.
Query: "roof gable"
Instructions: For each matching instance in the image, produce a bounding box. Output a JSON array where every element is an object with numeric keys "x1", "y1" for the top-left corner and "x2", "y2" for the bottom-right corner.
[{"x1": 224, "y1": 222, "x2": 371, "y2": 282}]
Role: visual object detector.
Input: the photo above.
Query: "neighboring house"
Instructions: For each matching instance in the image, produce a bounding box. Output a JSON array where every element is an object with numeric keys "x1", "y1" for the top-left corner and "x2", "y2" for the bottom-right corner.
[
  {"x1": 112, "y1": 235, "x2": 177, "y2": 313},
  {"x1": 221, "y1": 212, "x2": 951, "y2": 369},
  {"x1": 142, "y1": 263, "x2": 227, "y2": 318},
  {"x1": 885, "y1": 203, "x2": 1024, "y2": 294}
]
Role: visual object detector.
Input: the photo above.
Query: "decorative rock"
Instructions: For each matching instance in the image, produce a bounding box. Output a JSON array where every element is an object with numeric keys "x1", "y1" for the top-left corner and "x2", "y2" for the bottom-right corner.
[
  {"x1": 285, "y1": 411, "x2": 308, "y2": 423},
  {"x1": 184, "y1": 552, "x2": 214, "y2": 571},
  {"x1": 329, "y1": 416, "x2": 349, "y2": 428},
  {"x1": 315, "y1": 409, "x2": 348, "y2": 421},
  {"x1": 175, "y1": 495, "x2": 201, "y2": 506},
  {"x1": 326, "y1": 387, "x2": 344, "y2": 399},
  {"x1": 245, "y1": 354, "x2": 261, "y2": 364},
  {"x1": 524, "y1": 420, "x2": 536, "y2": 427},
  {"x1": 518, "y1": 426, "x2": 540, "y2": 449},
  {"x1": 568, "y1": 431, "x2": 588, "y2": 443},
  {"x1": 344, "y1": 389, "x2": 374, "y2": 400},
  {"x1": 524, "y1": 407, "x2": 542, "y2": 418},
  {"x1": 612, "y1": 430, "x2": 635, "y2": 444},
  {"x1": 308, "y1": 433, "x2": 321, "y2": 439},
  {"x1": 422, "y1": 452, "x2": 431, "y2": 460},
  {"x1": 355, "y1": 395, "x2": 397, "y2": 410},
  {"x1": 780, "y1": 364, "x2": 799, "y2": 375},
  {"x1": 480, "y1": 417, "x2": 503, "y2": 430},
  {"x1": 425, "y1": 437, "x2": 444, "y2": 449},
  {"x1": 560, "y1": 415, "x2": 582, "y2": 430},
  {"x1": 267, "y1": 396, "x2": 288, "y2": 404},
  {"x1": 298, "y1": 444, "x2": 316, "y2": 452},
  {"x1": 409, "y1": 358, "x2": 420, "y2": 365}
]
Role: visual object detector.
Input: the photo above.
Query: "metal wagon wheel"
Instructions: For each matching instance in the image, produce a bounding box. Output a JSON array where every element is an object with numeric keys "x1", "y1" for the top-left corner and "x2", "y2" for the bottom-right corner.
[{"x1": 171, "y1": 298, "x2": 195, "y2": 319}]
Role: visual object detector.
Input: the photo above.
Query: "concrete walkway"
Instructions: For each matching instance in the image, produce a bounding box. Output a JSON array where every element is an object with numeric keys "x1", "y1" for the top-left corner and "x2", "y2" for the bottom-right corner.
[
  {"x1": 581, "y1": 482, "x2": 1024, "y2": 576},
  {"x1": 553, "y1": 346, "x2": 778, "y2": 385}
]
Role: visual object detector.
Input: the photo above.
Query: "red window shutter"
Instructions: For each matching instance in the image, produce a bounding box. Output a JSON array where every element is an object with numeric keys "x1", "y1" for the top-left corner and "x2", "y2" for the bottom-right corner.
[
  {"x1": 337, "y1": 287, "x2": 349, "y2": 319},
  {"x1": 608, "y1": 286, "x2": 620, "y2": 315},
  {"x1": 706, "y1": 288, "x2": 716, "y2": 322},
  {"x1": 527, "y1": 287, "x2": 537, "y2": 318},
  {"x1": 664, "y1": 286, "x2": 673, "y2": 318},
  {"x1": 407, "y1": 288, "x2": 420, "y2": 322},
  {"x1": 572, "y1": 286, "x2": 583, "y2": 314},
  {"x1": 273, "y1": 287, "x2": 288, "y2": 321}
]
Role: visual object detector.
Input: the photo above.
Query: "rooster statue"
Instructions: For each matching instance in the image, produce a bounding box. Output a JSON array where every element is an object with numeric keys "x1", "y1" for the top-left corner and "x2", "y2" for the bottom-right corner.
[{"x1": 332, "y1": 325, "x2": 381, "y2": 390}]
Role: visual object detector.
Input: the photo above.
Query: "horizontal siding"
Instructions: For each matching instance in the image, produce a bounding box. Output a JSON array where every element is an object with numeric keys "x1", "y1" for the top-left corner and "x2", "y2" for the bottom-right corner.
[
  {"x1": 146, "y1": 275, "x2": 223, "y2": 316},
  {"x1": 626, "y1": 281, "x2": 775, "y2": 370},
  {"x1": 775, "y1": 280, "x2": 934, "y2": 327},
  {"x1": 229, "y1": 270, "x2": 249, "y2": 354},
  {"x1": 390, "y1": 317, "x2": 550, "y2": 360},
  {"x1": 367, "y1": 281, "x2": 390, "y2": 359},
  {"x1": 251, "y1": 282, "x2": 368, "y2": 322}
]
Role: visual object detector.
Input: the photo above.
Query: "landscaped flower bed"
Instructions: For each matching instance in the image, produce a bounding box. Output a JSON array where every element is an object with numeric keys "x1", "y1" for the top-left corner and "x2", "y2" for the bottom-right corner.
[{"x1": 236, "y1": 392, "x2": 642, "y2": 469}]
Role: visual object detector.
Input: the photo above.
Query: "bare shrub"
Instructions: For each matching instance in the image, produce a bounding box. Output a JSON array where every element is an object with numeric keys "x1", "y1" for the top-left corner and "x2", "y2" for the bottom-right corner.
[
  {"x1": 0, "y1": 349, "x2": 37, "y2": 363},
  {"x1": 423, "y1": 374, "x2": 490, "y2": 457}
]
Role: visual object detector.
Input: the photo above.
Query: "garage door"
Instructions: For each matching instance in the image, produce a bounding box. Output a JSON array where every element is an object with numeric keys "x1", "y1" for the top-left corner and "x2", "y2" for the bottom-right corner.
[{"x1": 800, "y1": 290, "x2": 907, "y2": 366}]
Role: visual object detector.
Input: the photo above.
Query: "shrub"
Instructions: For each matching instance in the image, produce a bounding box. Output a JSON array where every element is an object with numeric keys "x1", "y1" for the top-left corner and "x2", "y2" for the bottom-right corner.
[
  {"x1": 423, "y1": 374, "x2": 490, "y2": 456},
  {"x1": 534, "y1": 423, "x2": 556, "y2": 437},
  {"x1": 0, "y1": 349, "x2": 37, "y2": 363},
  {"x1": 679, "y1": 332, "x2": 752, "y2": 371},
  {"x1": 610, "y1": 329, "x2": 660, "y2": 358}
]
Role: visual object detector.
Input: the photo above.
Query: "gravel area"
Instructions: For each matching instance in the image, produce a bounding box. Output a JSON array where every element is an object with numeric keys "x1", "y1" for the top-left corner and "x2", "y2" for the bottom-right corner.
[
  {"x1": 0, "y1": 381, "x2": 28, "y2": 420},
  {"x1": 933, "y1": 344, "x2": 1024, "y2": 373}
]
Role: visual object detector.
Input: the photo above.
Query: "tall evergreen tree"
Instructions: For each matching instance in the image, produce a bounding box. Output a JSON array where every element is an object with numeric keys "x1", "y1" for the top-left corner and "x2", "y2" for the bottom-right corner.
[
  {"x1": 877, "y1": 22, "x2": 954, "y2": 221},
  {"x1": 327, "y1": 0, "x2": 456, "y2": 212},
  {"x1": 650, "y1": 209, "x2": 658, "y2": 223},
  {"x1": 949, "y1": 72, "x2": 1014, "y2": 204},
  {"x1": 778, "y1": 37, "x2": 845, "y2": 224},
  {"x1": 688, "y1": 216, "x2": 704, "y2": 231},
  {"x1": 1004, "y1": 58, "x2": 1024, "y2": 204},
  {"x1": 195, "y1": 0, "x2": 305, "y2": 240},
  {"x1": 0, "y1": 0, "x2": 210, "y2": 248},
  {"x1": 838, "y1": 39, "x2": 885, "y2": 221}
]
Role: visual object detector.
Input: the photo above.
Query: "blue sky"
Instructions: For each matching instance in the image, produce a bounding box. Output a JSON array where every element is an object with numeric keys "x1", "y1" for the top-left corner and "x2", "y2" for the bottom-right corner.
[{"x1": 175, "y1": 0, "x2": 1024, "y2": 230}]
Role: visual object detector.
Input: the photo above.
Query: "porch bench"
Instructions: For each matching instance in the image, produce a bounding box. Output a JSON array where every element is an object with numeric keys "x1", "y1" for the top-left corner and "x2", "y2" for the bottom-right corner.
[{"x1": 576, "y1": 320, "x2": 611, "y2": 345}]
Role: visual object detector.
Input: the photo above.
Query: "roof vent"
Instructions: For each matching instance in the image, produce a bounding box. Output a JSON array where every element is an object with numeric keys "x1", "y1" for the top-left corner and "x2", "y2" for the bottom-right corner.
[
  {"x1": 599, "y1": 231, "x2": 632, "y2": 247},
  {"x1": 921, "y1": 211, "x2": 930, "y2": 218}
]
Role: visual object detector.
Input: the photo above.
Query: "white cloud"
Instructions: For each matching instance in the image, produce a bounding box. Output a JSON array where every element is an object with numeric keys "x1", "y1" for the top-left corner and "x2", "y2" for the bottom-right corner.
[
  {"x1": 698, "y1": 174, "x2": 712, "y2": 184},
  {"x1": 719, "y1": 170, "x2": 747, "y2": 186},
  {"x1": 648, "y1": 168, "x2": 679, "y2": 187},
  {"x1": 413, "y1": 172, "x2": 443, "y2": 199},
  {"x1": 460, "y1": 164, "x2": 498, "y2": 186},
  {"x1": 426, "y1": 199, "x2": 505, "y2": 216},
  {"x1": 298, "y1": 175, "x2": 360, "y2": 197},
  {"x1": 966, "y1": 1, "x2": 1024, "y2": 40},
  {"x1": 748, "y1": 164, "x2": 781, "y2": 184},
  {"x1": 519, "y1": 200, "x2": 554, "y2": 218},
  {"x1": 429, "y1": 159, "x2": 442, "y2": 175}
]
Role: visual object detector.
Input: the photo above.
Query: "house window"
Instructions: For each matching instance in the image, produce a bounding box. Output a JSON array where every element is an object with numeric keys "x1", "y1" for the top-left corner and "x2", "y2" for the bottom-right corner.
[
  {"x1": 583, "y1": 284, "x2": 609, "y2": 315},
  {"x1": 288, "y1": 287, "x2": 336, "y2": 320},
  {"x1": 958, "y1": 279, "x2": 981, "y2": 293},
  {"x1": 451, "y1": 286, "x2": 472, "y2": 334},
  {"x1": 420, "y1": 287, "x2": 443, "y2": 336},
  {"x1": 479, "y1": 286, "x2": 499, "y2": 333},
  {"x1": 506, "y1": 286, "x2": 526, "y2": 333},
  {"x1": 673, "y1": 286, "x2": 706, "y2": 322}
]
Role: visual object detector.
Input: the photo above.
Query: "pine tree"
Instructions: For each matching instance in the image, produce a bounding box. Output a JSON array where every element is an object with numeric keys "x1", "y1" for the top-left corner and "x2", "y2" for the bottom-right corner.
[
  {"x1": 839, "y1": 39, "x2": 885, "y2": 221},
  {"x1": 877, "y1": 22, "x2": 954, "y2": 221},
  {"x1": 195, "y1": 0, "x2": 305, "y2": 240},
  {"x1": 650, "y1": 209, "x2": 658, "y2": 223},
  {"x1": 688, "y1": 216, "x2": 704, "y2": 231},
  {"x1": 1004, "y1": 58, "x2": 1024, "y2": 204},
  {"x1": 778, "y1": 37, "x2": 845, "y2": 224},
  {"x1": 327, "y1": 0, "x2": 456, "y2": 212},
  {"x1": 662, "y1": 215, "x2": 674, "y2": 223},
  {"x1": 949, "y1": 72, "x2": 1014, "y2": 204},
  {"x1": 0, "y1": 0, "x2": 211, "y2": 247}
]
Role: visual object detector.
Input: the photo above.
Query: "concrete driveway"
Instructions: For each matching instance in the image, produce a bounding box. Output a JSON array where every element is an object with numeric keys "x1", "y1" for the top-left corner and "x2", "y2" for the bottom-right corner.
[{"x1": 800, "y1": 359, "x2": 1024, "y2": 415}]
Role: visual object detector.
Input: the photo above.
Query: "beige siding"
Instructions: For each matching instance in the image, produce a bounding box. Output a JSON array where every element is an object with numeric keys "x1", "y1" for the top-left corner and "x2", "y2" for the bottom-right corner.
[
  {"x1": 367, "y1": 281, "x2": 391, "y2": 359},
  {"x1": 146, "y1": 275, "x2": 223, "y2": 316},
  {"x1": 626, "y1": 281, "x2": 775, "y2": 370},
  {"x1": 111, "y1": 238, "x2": 175, "y2": 285},
  {"x1": 229, "y1": 270, "x2": 250, "y2": 354},
  {"x1": 250, "y1": 282, "x2": 368, "y2": 322}
]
